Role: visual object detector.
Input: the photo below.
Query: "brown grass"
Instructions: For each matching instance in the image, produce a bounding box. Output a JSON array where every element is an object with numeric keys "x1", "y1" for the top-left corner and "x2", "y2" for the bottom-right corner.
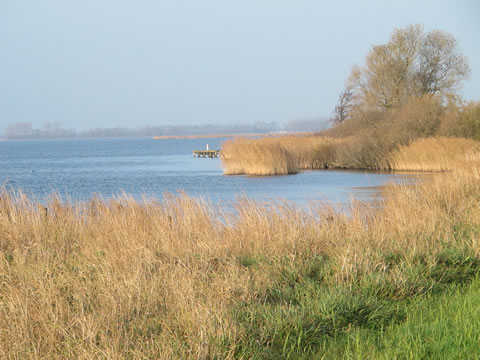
[
  {"x1": 221, "y1": 135, "x2": 350, "y2": 175},
  {"x1": 221, "y1": 135, "x2": 480, "y2": 175},
  {"x1": 387, "y1": 137, "x2": 480, "y2": 172},
  {"x1": 221, "y1": 137, "x2": 298, "y2": 175},
  {"x1": 1, "y1": 163, "x2": 480, "y2": 358}
]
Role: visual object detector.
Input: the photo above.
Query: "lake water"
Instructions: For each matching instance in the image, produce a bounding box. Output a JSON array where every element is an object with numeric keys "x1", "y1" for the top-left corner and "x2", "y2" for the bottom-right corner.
[{"x1": 0, "y1": 137, "x2": 415, "y2": 206}]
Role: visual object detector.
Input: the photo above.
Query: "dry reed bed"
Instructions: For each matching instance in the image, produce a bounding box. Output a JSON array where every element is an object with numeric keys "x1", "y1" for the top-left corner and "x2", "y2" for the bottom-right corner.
[
  {"x1": 388, "y1": 137, "x2": 480, "y2": 172},
  {"x1": 1, "y1": 166, "x2": 480, "y2": 358},
  {"x1": 221, "y1": 136, "x2": 480, "y2": 175},
  {"x1": 221, "y1": 136, "x2": 350, "y2": 175}
]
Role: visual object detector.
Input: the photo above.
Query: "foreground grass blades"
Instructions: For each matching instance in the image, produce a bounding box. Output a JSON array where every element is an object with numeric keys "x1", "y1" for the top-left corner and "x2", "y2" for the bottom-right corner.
[{"x1": 1, "y1": 168, "x2": 480, "y2": 358}]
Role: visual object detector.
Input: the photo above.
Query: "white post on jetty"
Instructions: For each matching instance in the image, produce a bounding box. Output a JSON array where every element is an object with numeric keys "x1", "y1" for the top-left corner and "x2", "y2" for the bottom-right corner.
[{"x1": 206, "y1": 144, "x2": 209, "y2": 150}]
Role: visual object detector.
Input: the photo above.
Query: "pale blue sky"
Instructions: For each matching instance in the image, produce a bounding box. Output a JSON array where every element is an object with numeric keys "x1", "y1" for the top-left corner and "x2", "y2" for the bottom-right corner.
[{"x1": 1, "y1": 0, "x2": 479, "y2": 131}]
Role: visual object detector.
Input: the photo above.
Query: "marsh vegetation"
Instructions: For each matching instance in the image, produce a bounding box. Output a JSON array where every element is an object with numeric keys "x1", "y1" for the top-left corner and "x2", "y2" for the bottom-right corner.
[{"x1": 1, "y1": 164, "x2": 480, "y2": 358}]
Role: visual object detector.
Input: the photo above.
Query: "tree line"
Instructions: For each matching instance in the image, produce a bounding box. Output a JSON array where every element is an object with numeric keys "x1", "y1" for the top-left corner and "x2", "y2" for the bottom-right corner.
[
  {"x1": 4, "y1": 118, "x2": 330, "y2": 139},
  {"x1": 3, "y1": 121, "x2": 279, "y2": 139}
]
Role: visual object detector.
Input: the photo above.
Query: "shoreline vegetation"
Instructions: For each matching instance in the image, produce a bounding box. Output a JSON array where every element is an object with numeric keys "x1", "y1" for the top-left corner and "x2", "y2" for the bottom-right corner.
[
  {"x1": 1, "y1": 166, "x2": 480, "y2": 358},
  {"x1": 220, "y1": 136, "x2": 480, "y2": 175}
]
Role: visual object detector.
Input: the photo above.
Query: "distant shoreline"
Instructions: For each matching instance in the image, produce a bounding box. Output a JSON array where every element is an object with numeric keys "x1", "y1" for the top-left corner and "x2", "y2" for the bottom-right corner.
[
  {"x1": 1, "y1": 132, "x2": 312, "y2": 141},
  {"x1": 153, "y1": 132, "x2": 311, "y2": 140},
  {"x1": 154, "y1": 133, "x2": 270, "y2": 140}
]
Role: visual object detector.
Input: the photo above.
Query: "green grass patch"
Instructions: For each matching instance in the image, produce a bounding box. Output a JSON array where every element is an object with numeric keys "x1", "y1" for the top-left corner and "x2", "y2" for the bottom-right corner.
[
  {"x1": 227, "y1": 248, "x2": 480, "y2": 359},
  {"x1": 344, "y1": 278, "x2": 480, "y2": 359}
]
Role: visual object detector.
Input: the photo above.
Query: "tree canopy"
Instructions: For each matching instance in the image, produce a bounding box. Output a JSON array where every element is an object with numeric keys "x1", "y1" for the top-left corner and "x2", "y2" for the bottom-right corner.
[{"x1": 345, "y1": 24, "x2": 470, "y2": 113}]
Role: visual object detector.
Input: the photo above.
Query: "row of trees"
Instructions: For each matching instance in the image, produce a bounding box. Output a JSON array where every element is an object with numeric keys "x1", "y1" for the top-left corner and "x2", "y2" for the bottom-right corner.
[
  {"x1": 4, "y1": 122, "x2": 76, "y2": 139},
  {"x1": 4, "y1": 120, "x2": 330, "y2": 140},
  {"x1": 4, "y1": 121, "x2": 279, "y2": 139}
]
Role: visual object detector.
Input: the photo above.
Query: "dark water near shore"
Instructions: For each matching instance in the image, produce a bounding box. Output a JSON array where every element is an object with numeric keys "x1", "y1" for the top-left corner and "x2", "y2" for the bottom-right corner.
[{"x1": 0, "y1": 137, "x2": 415, "y2": 205}]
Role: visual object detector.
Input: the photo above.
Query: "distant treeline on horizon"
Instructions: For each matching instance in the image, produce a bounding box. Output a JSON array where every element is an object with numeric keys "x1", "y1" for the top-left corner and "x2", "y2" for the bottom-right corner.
[{"x1": 3, "y1": 119, "x2": 328, "y2": 140}]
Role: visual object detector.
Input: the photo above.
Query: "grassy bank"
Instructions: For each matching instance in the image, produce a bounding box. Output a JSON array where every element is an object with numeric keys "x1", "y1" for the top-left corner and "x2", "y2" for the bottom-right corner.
[
  {"x1": 343, "y1": 278, "x2": 480, "y2": 359},
  {"x1": 220, "y1": 136, "x2": 480, "y2": 175},
  {"x1": 1, "y1": 165, "x2": 480, "y2": 358}
]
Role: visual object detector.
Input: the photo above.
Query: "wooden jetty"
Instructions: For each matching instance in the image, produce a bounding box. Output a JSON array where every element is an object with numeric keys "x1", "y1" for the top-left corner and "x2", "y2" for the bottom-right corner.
[{"x1": 192, "y1": 150, "x2": 221, "y2": 158}]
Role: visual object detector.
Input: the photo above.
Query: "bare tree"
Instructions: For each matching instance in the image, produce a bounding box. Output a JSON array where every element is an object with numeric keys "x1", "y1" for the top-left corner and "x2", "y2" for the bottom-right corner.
[
  {"x1": 350, "y1": 24, "x2": 422, "y2": 109},
  {"x1": 332, "y1": 87, "x2": 354, "y2": 125},
  {"x1": 417, "y1": 30, "x2": 470, "y2": 95},
  {"x1": 348, "y1": 24, "x2": 470, "y2": 110}
]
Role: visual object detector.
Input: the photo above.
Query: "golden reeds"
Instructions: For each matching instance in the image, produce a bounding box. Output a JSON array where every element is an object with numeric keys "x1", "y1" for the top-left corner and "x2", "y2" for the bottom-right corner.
[
  {"x1": 221, "y1": 135, "x2": 349, "y2": 175},
  {"x1": 1, "y1": 165, "x2": 480, "y2": 357},
  {"x1": 221, "y1": 137, "x2": 298, "y2": 175},
  {"x1": 387, "y1": 137, "x2": 480, "y2": 172},
  {"x1": 221, "y1": 135, "x2": 480, "y2": 175}
]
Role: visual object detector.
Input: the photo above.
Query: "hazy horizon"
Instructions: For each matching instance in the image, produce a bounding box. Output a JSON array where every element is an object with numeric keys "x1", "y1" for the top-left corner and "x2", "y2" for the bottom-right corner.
[{"x1": 1, "y1": 0, "x2": 479, "y2": 133}]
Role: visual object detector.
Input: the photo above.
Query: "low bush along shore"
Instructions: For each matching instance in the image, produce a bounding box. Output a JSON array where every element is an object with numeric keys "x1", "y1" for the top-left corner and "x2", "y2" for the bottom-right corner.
[{"x1": 1, "y1": 160, "x2": 480, "y2": 358}]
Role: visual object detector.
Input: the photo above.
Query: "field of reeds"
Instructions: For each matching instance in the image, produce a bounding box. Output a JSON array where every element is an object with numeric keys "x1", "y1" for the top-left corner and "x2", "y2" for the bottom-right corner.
[
  {"x1": 1, "y1": 159, "x2": 480, "y2": 358},
  {"x1": 387, "y1": 137, "x2": 480, "y2": 172},
  {"x1": 221, "y1": 135, "x2": 350, "y2": 175},
  {"x1": 221, "y1": 135, "x2": 480, "y2": 175}
]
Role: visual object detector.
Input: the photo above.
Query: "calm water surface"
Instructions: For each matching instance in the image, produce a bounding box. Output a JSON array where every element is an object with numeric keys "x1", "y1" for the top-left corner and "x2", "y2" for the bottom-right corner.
[{"x1": 0, "y1": 137, "x2": 415, "y2": 206}]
